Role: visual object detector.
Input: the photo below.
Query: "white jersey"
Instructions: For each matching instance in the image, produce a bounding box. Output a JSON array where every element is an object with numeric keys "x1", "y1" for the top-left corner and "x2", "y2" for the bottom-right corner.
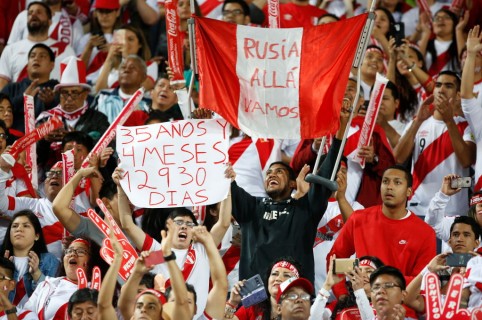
[
  {"x1": 229, "y1": 136, "x2": 282, "y2": 197},
  {"x1": 0, "y1": 308, "x2": 38, "y2": 320},
  {"x1": 404, "y1": 116, "x2": 474, "y2": 217},
  {"x1": 313, "y1": 199, "x2": 364, "y2": 292},
  {"x1": 462, "y1": 91, "x2": 482, "y2": 192},
  {"x1": 76, "y1": 33, "x2": 114, "y2": 83},
  {"x1": 0, "y1": 38, "x2": 76, "y2": 83},
  {"x1": 8, "y1": 9, "x2": 84, "y2": 47},
  {"x1": 23, "y1": 276, "x2": 77, "y2": 320},
  {"x1": 464, "y1": 255, "x2": 482, "y2": 309},
  {"x1": 425, "y1": 39, "x2": 453, "y2": 73},
  {"x1": 142, "y1": 237, "x2": 210, "y2": 320},
  {"x1": 0, "y1": 170, "x2": 84, "y2": 260}
]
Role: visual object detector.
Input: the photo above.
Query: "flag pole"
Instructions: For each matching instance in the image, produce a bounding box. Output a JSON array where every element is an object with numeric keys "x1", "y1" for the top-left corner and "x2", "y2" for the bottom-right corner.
[
  {"x1": 187, "y1": 0, "x2": 198, "y2": 114},
  {"x1": 305, "y1": 5, "x2": 377, "y2": 191}
]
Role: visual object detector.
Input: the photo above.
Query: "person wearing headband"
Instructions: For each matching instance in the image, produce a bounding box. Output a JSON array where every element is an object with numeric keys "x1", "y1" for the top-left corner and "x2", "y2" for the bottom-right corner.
[
  {"x1": 311, "y1": 255, "x2": 384, "y2": 319},
  {"x1": 23, "y1": 237, "x2": 94, "y2": 319},
  {"x1": 225, "y1": 256, "x2": 303, "y2": 320}
]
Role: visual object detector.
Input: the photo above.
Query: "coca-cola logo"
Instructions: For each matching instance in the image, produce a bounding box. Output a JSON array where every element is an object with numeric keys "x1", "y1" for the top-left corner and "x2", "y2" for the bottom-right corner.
[{"x1": 166, "y1": 9, "x2": 178, "y2": 37}]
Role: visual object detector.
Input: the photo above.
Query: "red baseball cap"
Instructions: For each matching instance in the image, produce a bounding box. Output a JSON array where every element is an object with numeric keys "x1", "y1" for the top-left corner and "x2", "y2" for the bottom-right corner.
[{"x1": 94, "y1": 0, "x2": 120, "y2": 10}]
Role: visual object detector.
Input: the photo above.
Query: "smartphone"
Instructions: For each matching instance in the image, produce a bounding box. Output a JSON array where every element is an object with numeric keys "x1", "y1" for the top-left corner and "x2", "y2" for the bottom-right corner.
[
  {"x1": 239, "y1": 274, "x2": 268, "y2": 308},
  {"x1": 113, "y1": 29, "x2": 127, "y2": 46},
  {"x1": 93, "y1": 31, "x2": 106, "y2": 49},
  {"x1": 333, "y1": 258, "x2": 359, "y2": 274},
  {"x1": 450, "y1": 177, "x2": 472, "y2": 189},
  {"x1": 391, "y1": 22, "x2": 405, "y2": 47},
  {"x1": 232, "y1": 223, "x2": 241, "y2": 238},
  {"x1": 145, "y1": 250, "x2": 165, "y2": 267},
  {"x1": 446, "y1": 253, "x2": 473, "y2": 267}
]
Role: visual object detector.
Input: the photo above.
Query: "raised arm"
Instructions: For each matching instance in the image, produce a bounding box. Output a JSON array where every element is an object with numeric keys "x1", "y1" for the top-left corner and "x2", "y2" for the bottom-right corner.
[
  {"x1": 425, "y1": 174, "x2": 460, "y2": 242},
  {"x1": 334, "y1": 165, "x2": 354, "y2": 222},
  {"x1": 162, "y1": 221, "x2": 192, "y2": 320},
  {"x1": 193, "y1": 227, "x2": 228, "y2": 319},
  {"x1": 112, "y1": 167, "x2": 147, "y2": 250},
  {"x1": 393, "y1": 95, "x2": 434, "y2": 163},
  {"x1": 118, "y1": 251, "x2": 154, "y2": 320},
  {"x1": 97, "y1": 228, "x2": 122, "y2": 320},
  {"x1": 405, "y1": 253, "x2": 450, "y2": 314},
  {"x1": 461, "y1": 26, "x2": 482, "y2": 99},
  {"x1": 52, "y1": 167, "x2": 102, "y2": 233},
  {"x1": 209, "y1": 189, "x2": 233, "y2": 247},
  {"x1": 434, "y1": 96, "x2": 476, "y2": 168}
]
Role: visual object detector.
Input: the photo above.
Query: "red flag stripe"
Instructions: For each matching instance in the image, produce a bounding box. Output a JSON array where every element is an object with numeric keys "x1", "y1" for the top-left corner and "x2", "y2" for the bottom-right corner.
[{"x1": 412, "y1": 122, "x2": 468, "y2": 193}]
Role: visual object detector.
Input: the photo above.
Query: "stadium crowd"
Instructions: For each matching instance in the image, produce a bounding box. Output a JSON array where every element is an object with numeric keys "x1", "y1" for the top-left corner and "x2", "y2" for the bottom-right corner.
[{"x1": 0, "y1": 0, "x2": 481, "y2": 319}]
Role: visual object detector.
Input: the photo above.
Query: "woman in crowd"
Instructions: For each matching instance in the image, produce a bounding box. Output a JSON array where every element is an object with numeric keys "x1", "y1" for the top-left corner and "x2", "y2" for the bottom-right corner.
[
  {"x1": 387, "y1": 39, "x2": 432, "y2": 122},
  {"x1": 0, "y1": 94, "x2": 21, "y2": 145},
  {"x1": 325, "y1": 256, "x2": 384, "y2": 319},
  {"x1": 419, "y1": 8, "x2": 462, "y2": 76},
  {"x1": 94, "y1": 24, "x2": 157, "y2": 93},
  {"x1": 225, "y1": 256, "x2": 303, "y2": 320},
  {"x1": 77, "y1": 0, "x2": 121, "y2": 85},
  {"x1": 371, "y1": 7, "x2": 395, "y2": 56},
  {"x1": 0, "y1": 210, "x2": 59, "y2": 308},
  {"x1": 23, "y1": 237, "x2": 95, "y2": 319}
]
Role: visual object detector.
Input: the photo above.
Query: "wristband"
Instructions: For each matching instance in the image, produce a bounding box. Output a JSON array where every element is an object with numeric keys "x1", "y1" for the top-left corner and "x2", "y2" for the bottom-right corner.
[
  {"x1": 5, "y1": 307, "x2": 17, "y2": 315},
  {"x1": 163, "y1": 252, "x2": 176, "y2": 262}
]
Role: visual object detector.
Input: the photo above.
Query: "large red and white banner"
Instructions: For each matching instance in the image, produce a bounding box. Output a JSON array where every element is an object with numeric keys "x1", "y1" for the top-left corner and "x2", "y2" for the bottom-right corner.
[
  {"x1": 165, "y1": 0, "x2": 185, "y2": 83},
  {"x1": 195, "y1": 14, "x2": 367, "y2": 139}
]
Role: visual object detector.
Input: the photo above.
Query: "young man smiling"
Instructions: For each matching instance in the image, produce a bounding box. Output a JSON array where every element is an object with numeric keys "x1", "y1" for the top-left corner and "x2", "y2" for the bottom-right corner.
[{"x1": 225, "y1": 107, "x2": 349, "y2": 283}]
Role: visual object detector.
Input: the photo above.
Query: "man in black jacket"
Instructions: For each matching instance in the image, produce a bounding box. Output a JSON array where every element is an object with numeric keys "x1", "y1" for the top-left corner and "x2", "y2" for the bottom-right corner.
[{"x1": 225, "y1": 107, "x2": 349, "y2": 283}]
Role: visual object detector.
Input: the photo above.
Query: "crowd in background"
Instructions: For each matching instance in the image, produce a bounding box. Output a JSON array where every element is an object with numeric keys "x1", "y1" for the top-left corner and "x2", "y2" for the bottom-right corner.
[{"x1": 0, "y1": 0, "x2": 481, "y2": 319}]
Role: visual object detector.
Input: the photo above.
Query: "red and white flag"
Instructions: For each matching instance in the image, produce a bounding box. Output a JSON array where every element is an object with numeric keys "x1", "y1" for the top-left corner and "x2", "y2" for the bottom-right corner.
[{"x1": 195, "y1": 14, "x2": 367, "y2": 139}]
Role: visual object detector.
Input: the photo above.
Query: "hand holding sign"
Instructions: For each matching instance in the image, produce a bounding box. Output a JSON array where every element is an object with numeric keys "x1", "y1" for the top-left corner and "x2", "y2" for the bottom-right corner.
[
  {"x1": 116, "y1": 119, "x2": 230, "y2": 208},
  {"x1": 423, "y1": 272, "x2": 482, "y2": 319}
]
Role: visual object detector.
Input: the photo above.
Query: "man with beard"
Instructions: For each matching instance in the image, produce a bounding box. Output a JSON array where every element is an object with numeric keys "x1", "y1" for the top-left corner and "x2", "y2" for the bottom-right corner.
[
  {"x1": 1, "y1": 43, "x2": 59, "y2": 133},
  {"x1": 0, "y1": 1, "x2": 76, "y2": 90},
  {"x1": 224, "y1": 107, "x2": 349, "y2": 283},
  {"x1": 329, "y1": 165, "x2": 436, "y2": 285},
  {"x1": 7, "y1": 0, "x2": 84, "y2": 48}
]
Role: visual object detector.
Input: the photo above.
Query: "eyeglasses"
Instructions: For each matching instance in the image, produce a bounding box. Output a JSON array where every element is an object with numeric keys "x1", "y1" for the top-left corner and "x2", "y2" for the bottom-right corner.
[
  {"x1": 433, "y1": 15, "x2": 452, "y2": 22},
  {"x1": 371, "y1": 282, "x2": 401, "y2": 292},
  {"x1": 46, "y1": 170, "x2": 62, "y2": 179},
  {"x1": 173, "y1": 220, "x2": 196, "y2": 228},
  {"x1": 0, "y1": 275, "x2": 12, "y2": 281},
  {"x1": 281, "y1": 293, "x2": 311, "y2": 301},
  {"x1": 222, "y1": 9, "x2": 244, "y2": 16},
  {"x1": 65, "y1": 248, "x2": 89, "y2": 257},
  {"x1": 60, "y1": 90, "x2": 84, "y2": 100},
  {"x1": 0, "y1": 133, "x2": 7, "y2": 140}
]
